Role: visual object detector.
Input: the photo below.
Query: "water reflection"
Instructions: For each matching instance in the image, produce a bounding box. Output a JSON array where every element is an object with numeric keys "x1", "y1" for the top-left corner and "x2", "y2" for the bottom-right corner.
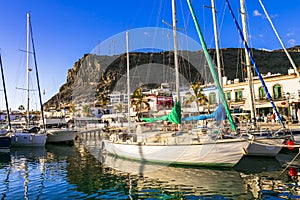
[
  {"x1": 0, "y1": 136, "x2": 300, "y2": 199},
  {"x1": 0, "y1": 151, "x2": 10, "y2": 164},
  {"x1": 81, "y1": 133, "x2": 300, "y2": 199},
  {"x1": 103, "y1": 153, "x2": 249, "y2": 198},
  {"x1": 82, "y1": 138, "x2": 252, "y2": 199},
  {"x1": 234, "y1": 156, "x2": 282, "y2": 173},
  {"x1": 0, "y1": 147, "x2": 46, "y2": 200},
  {"x1": 0, "y1": 146, "x2": 79, "y2": 200}
]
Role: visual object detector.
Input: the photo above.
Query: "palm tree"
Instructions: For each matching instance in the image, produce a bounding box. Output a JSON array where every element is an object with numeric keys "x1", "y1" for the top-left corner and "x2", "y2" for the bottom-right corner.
[
  {"x1": 190, "y1": 82, "x2": 208, "y2": 112},
  {"x1": 18, "y1": 105, "x2": 25, "y2": 111},
  {"x1": 82, "y1": 105, "x2": 92, "y2": 117},
  {"x1": 182, "y1": 91, "x2": 196, "y2": 107},
  {"x1": 131, "y1": 87, "x2": 150, "y2": 119},
  {"x1": 114, "y1": 103, "x2": 125, "y2": 114},
  {"x1": 68, "y1": 103, "x2": 76, "y2": 115},
  {"x1": 95, "y1": 93, "x2": 109, "y2": 108}
]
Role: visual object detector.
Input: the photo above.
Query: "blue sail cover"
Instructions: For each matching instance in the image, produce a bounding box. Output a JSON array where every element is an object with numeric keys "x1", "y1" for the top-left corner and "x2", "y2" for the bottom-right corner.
[{"x1": 183, "y1": 104, "x2": 225, "y2": 123}]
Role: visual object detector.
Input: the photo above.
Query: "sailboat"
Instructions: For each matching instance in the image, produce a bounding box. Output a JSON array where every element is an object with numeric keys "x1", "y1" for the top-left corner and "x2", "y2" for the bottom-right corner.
[
  {"x1": 9, "y1": 13, "x2": 47, "y2": 147},
  {"x1": 224, "y1": 0, "x2": 292, "y2": 157},
  {"x1": 0, "y1": 53, "x2": 11, "y2": 150},
  {"x1": 42, "y1": 117, "x2": 77, "y2": 145},
  {"x1": 101, "y1": 0, "x2": 249, "y2": 167},
  {"x1": 253, "y1": 0, "x2": 300, "y2": 144}
]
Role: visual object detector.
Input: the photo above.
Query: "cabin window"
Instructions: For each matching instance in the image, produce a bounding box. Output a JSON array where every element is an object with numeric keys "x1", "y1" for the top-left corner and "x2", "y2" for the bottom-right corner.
[
  {"x1": 235, "y1": 90, "x2": 243, "y2": 102},
  {"x1": 273, "y1": 84, "x2": 282, "y2": 100},
  {"x1": 225, "y1": 92, "x2": 231, "y2": 101},
  {"x1": 209, "y1": 92, "x2": 217, "y2": 105},
  {"x1": 259, "y1": 87, "x2": 266, "y2": 100}
]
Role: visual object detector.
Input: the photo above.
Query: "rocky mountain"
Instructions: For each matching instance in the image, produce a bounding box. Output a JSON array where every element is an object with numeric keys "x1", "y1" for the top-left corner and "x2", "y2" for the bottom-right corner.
[{"x1": 43, "y1": 46, "x2": 300, "y2": 110}]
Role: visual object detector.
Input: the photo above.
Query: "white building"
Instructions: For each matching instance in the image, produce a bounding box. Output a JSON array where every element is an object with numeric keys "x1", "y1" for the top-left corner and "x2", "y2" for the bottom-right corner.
[
  {"x1": 108, "y1": 91, "x2": 128, "y2": 105},
  {"x1": 221, "y1": 69, "x2": 300, "y2": 121}
]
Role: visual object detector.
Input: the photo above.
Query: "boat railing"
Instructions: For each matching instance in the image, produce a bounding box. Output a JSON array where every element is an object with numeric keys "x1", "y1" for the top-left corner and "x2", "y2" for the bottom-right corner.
[{"x1": 107, "y1": 128, "x2": 234, "y2": 145}]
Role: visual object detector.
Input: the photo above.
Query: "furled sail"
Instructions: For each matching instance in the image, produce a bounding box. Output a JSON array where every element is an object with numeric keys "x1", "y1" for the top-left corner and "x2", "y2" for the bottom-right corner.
[
  {"x1": 186, "y1": 0, "x2": 236, "y2": 131},
  {"x1": 142, "y1": 101, "x2": 181, "y2": 124}
]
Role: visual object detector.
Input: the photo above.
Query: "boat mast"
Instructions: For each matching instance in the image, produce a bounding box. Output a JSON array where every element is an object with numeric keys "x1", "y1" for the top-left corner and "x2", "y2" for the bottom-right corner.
[
  {"x1": 0, "y1": 53, "x2": 11, "y2": 130},
  {"x1": 210, "y1": 0, "x2": 222, "y2": 86},
  {"x1": 26, "y1": 12, "x2": 31, "y2": 127},
  {"x1": 30, "y1": 14, "x2": 46, "y2": 131},
  {"x1": 126, "y1": 31, "x2": 131, "y2": 134},
  {"x1": 240, "y1": 0, "x2": 256, "y2": 126},
  {"x1": 172, "y1": 0, "x2": 181, "y2": 130},
  {"x1": 172, "y1": 0, "x2": 180, "y2": 102},
  {"x1": 258, "y1": 0, "x2": 300, "y2": 80}
]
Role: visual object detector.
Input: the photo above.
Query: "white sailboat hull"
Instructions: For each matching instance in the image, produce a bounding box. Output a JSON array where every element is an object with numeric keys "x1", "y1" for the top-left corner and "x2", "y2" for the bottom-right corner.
[
  {"x1": 10, "y1": 132, "x2": 47, "y2": 147},
  {"x1": 102, "y1": 138, "x2": 249, "y2": 167},
  {"x1": 46, "y1": 129, "x2": 76, "y2": 144},
  {"x1": 289, "y1": 129, "x2": 300, "y2": 143},
  {"x1": 246, "y1": 138, "x2": 284, "y2": 157}
]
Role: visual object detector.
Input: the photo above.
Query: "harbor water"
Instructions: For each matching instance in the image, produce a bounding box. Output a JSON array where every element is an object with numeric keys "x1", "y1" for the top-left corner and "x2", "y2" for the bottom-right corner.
[{"x1": 1, "y1": 131, "x2": 300, "y2": 199}]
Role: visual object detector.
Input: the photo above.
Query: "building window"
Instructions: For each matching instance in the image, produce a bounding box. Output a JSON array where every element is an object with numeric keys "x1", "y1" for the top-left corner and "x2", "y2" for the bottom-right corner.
[
  {"x1": 235, "y1": 90, "x2": 243, "y2": 102},
  {"x1": 209, "y1": 92, "x2": 217, "y2": 105},
  {"x1": 225, "y1": 92, "x2": 231, "y2": 101},
  {"x1": 259, "y1": 87, "x2": 266, "y2": 100},
  {"x1": 273, "y1": 84, "x2": 282, "y2": 100}
]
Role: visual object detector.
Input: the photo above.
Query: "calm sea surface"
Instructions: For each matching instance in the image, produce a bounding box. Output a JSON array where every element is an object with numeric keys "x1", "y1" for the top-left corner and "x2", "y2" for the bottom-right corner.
[{"x1": 1, "y1": 133, "x2": 300, "y2": 200}]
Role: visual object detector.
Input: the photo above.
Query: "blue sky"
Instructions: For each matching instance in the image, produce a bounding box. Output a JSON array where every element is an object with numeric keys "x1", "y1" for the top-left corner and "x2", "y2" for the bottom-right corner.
[{"x1": 0, "y1": 0, "x2": 299, "y2": 110}]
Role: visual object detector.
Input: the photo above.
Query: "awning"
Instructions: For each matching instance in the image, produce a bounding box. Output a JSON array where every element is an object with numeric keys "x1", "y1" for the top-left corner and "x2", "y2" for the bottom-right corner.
[
  {"x1": 242, "y1": 101, "x2": 290, "y2": 110},
  {"x1": 255, "y1": 103, "x2": 274, "y2": 108},
  {"x1": 242, "y1": 102, "x2": 273, "y2": 110},
  {"x1": 276, "y1": 101, "x2": 288, "y2": 108}
]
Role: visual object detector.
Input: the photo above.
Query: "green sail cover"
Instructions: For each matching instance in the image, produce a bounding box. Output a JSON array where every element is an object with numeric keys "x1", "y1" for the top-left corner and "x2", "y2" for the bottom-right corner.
[{"x1": 142, "y1": 101, "x2": 181, "y2": 124}]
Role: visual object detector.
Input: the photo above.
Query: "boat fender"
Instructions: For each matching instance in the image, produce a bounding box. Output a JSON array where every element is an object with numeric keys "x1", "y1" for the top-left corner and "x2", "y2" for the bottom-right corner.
[
  {"x1": 247, "y1": 133, "x2": 255, "y2": 141},
  {"x1": 286, "y1": 139, "x2": 295, "y2": 150},
  {"x1": 288, "y1": 167, "x2": 298, "y2": 182}
]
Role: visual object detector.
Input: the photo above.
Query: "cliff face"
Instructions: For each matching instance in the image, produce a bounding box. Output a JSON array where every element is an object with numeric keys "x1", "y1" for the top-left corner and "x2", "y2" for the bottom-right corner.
[
  {"x1": 209, "y1": 46, "x2": 300, "y2": 81},
  {"x1": 43, "y1": 46, "x2": 300, "y2": 110}
]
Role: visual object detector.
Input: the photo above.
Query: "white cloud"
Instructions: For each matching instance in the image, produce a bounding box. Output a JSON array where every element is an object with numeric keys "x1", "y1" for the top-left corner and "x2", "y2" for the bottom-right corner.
[
  {"x1": 270, "y1": 14, "x2": 278, "y2": 19},
  {"x1": 253, "y1": 10, "x2": 262, "y2": 17},
  {"x1": 286, "y1": 31, "x2": 295, "y2": 37},
  {"x1": 258, "y1": 34, "x2": 264, "y2": 38},
  {"x1": 288, "y1": 39, "x2": 296, "y2": 45},
  {"x1": 253, "y1": 10, "x2": 277, "y2": 19}
]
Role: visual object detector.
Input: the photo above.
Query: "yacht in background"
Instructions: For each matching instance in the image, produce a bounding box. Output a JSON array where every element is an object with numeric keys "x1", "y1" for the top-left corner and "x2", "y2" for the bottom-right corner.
[
  {"x1": 43, "y1": 117, "x2": 76, "y2": 145},
  {"x1": 9, "y1": 13, "x2": 47, "y2": 147}
]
